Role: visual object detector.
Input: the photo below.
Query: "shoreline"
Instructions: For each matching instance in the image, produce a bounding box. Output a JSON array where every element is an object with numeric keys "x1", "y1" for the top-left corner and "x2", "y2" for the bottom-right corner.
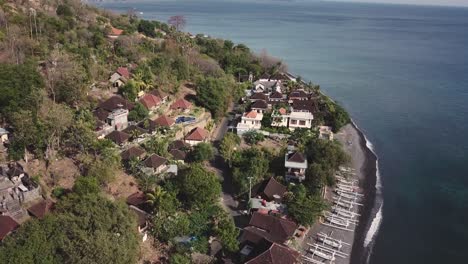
[{"x1": 347, "y1": 121, "x2": 380, "y2": 264}]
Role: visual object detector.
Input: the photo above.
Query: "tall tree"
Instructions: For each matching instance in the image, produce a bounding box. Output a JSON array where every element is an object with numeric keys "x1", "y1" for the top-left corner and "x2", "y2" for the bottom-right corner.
[
  {"x1": 167, "y1": 15, "x2": 187, "y2": 31},
  {"x1": 219, "y1": 132, "x2": 241, "y2": 167},
  {"x1": 178, "y1": 163, "x2": 221, "y2": 209}
]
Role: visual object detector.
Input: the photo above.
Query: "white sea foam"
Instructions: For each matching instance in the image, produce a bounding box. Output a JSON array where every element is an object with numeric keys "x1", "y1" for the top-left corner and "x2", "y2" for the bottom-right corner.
[
  {"x1": 364, "y1": 203, "x2": 383, "y2": 248},
  {"x1": 362, "y1": 133, "x2": 382, "y2": 189},
  {"x1": 352, "y1": 120, "x2": 384, "y2": 260}
]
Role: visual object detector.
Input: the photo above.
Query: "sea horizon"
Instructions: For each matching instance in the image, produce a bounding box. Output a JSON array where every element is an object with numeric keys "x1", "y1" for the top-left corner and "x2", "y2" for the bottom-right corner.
[{"x1": 98, "y1": 1, "x2": 468, "y2": 263}]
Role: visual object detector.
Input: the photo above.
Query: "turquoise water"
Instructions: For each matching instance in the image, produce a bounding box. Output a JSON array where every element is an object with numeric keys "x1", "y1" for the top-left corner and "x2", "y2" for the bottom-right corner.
[{"x1": 98, "y1": 1, "x2": 468, "y2": 263}]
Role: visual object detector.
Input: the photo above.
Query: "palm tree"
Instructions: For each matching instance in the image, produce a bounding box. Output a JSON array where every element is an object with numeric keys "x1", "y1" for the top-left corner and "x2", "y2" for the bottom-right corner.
[{"x1": 145, "y1": 185, "x2": 167, "y2": 211}]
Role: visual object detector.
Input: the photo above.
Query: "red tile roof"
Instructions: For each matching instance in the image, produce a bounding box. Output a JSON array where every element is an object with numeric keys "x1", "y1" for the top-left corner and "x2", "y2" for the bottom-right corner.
[
  {"x1": 144, "y1": 154, "x2": 167, "y2": 169},
  {"x1": 110, "y1": 27, "x2": 123, "y2": 36},
  {"x1": 139, "y1": 94, "x2": 161, "y2": 110},
  {"x1": 278, "y1": 108, "x2": 287, "y2": 115},
  {"x1": 244, "y1": 111, "x2": 258, "y2": 118},
  {"x1": 27, "y1": 200, "x2": 54, "y2": 219},
  {"x1": 116, "y1": 67, "x2": 130, "y2": 79},
  {"x1": 248, "y1": 212, "x2": 297, "y2": 244},
  {"x1": 185, "y1": 127, "x2": 209, "y2": 141},
  {"x1": 0, "y1": 215, "x2": 19, "y2": 240},
  {"x1": 246, "y1": 242, "x2": 300, "y2": 264},
  {"x1": 153, "y1": 115, "x2": 175, "y2": 127},
  {"x1": 170, "y1": 98, "x2": 192, "y2": 110}
]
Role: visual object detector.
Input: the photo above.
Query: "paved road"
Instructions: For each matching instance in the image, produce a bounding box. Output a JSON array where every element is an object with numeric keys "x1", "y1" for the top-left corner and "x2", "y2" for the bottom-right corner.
[{"x1": 210, "y1": 104, "x2": 251, "y2": 227}]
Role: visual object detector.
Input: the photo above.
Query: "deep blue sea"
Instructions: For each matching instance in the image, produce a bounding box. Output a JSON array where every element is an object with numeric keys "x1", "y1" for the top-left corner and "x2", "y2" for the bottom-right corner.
[{"x1": 98, "y1": 1, "x2": 468, "y2": 263}]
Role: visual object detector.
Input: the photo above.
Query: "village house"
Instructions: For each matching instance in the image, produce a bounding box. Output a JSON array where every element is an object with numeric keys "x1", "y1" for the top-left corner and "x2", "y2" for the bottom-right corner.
[
  {"x1": 252, "y1": 80, "x2": 283, "y2": 95},
  {"x1": 244, "y1": 212, "x2": 298, "y2": 244},
  {"x1": 288, "y1": 111, "x2": 314, "y2": 130},
  {"x1": 237, "y1": 110, "x2": 263, "y2": 135},
  {"x1": 170, "y1": 98, "x2": 192, "y2": 112},
  {"x1": 285, "y1": 151, "x2": 308, "y2": 182},
  {"x1": 109, "y1": 67, "x2": 130, "y2": 88},
  {"x1": 143, "y1": 154, "x2": 168, "y2": 174},
  {"x1": 94, "y1": 96, "x2": 134, "y2": 137},
  {"x1": 150, "y1": 89, "x2": 169, "y2": 103},
  {"x1": 239, "y1": 228, "x2": 300, "y2": 264},
  {"x1": 251, "y1": 177, "x2": 287, "y2": 202},
  {"x1": 185, "y1": 127, "x2": 210, "y2": 146},
  {"x1": 260, "y1": 72, "x2": 297, "y2": 83},
  {"x1": 169, "y1": 149, "x2": 187, "y2": 163},
  {"x1": 269, "y1": 91, "x2": 285, "y2": 104},
  {"x1": 169, "y1": 140, "x2": 190, "y2": 151},
  {"x1": 271, "y1": 107, "x2": 289, "y2": 128},
  {"x1": 107, "y1": 26, "x2": 123, "y2": 39},
  {"x1": 139, "y1": 93, "x2": 162, "y2": 112},
  {"x1": 105, "y1": 130, "x2": 131, "y2": 146},
  {"x1": 250, "y1": 92, "x2": 268, "y2": 102},
  {"x1": 152, "y1": 115, "x2": 175, "y2": 129},
  {"x1": 0, "y1": 215, "x2": 19, "y2": 241},
  {"x1": 318, "y1": 125, "x2": 334, "y2": 140},
  {"x1": 250, "y1": 177, "x2": 288, "y2": 214},
  {"x1": 291, "y1": 99, "x2": 317, "y2": 113},
  {"x1": 251, "y1": 100, "x2": 269, "y2": 113},
  {"x1": 288, "y1": 100, "x2": 315, "y2": 130},
  {"x1": 289, "y1": 89, "x2": 309, "y2": 101},
  {"x1": 1, "y1": 164, "x2": 41, "y2": 221},
  {"x1": 120, "y1": 146, "x2": 146, "y2": 162},
  {"x1": 107, "y1": 108, "x2": 130, "y2": 132}
]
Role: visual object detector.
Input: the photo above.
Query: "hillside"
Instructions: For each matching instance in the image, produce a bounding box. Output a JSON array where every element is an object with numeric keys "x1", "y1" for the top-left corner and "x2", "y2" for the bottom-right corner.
[{"x1": 0, "y1": 0, "x2": 351, "y2": 263}]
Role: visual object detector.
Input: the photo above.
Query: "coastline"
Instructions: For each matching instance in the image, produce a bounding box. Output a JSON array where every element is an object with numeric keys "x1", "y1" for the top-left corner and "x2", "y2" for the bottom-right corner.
[{"x1": 345, "y1": 121, "x2": 380, "y2": 264}]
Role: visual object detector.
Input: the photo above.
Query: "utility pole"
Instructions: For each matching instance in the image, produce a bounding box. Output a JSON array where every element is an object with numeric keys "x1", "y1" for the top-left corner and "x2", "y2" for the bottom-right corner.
[{"x1": 248, "y1": 176, "x2": 253, "y2": 204}]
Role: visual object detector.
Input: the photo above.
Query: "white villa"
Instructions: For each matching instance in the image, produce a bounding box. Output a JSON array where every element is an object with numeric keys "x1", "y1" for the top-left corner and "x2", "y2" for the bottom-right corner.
[
  {"x1": 237, "y1": 110, "x2": 263, "y2": 134},
  {"x1": 252, "y1": 80, "x2": 283, "y2": 94},
  {"x1": 288, "y1": 111, "x2": 313, "y2": 130},
  {"x1": 285, "y1": 151, "x2": 308, "y2": 182},
  {"x1": 271, "y1": 107, "x2": 313, "y2": 131}
]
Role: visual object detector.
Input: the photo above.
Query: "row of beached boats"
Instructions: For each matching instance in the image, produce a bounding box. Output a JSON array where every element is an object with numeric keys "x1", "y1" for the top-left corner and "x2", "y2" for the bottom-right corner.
[{"x1": 303, "y1": 167, "x2": 364, "y2": 263}]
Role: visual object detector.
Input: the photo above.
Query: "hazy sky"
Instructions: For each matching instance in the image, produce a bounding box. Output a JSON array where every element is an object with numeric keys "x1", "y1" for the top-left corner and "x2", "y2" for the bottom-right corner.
[{"x1": 330, "y1": 0, "x2": 468, "y2": 7}]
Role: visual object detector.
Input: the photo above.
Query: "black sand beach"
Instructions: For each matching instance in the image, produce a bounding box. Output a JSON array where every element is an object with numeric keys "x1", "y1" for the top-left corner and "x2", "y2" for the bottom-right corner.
[{"x1": 345, "y1": 122, "x2": 379, "y2": 264}]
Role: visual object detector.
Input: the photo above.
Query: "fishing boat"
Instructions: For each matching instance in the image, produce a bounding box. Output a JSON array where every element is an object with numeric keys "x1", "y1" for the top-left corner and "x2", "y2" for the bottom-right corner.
[
  {"x1": 317, "y1": 236, "x2": 342, "y2": 249},
  {"x1": 309, "y1": 248, "x2": 336, "y2": 261},
  {"x1": 326, "y1": 216, "x2": 349, "y2": 227},
  {"x1": 333, "y1": 208, "x2": 354, "y2": 219}
]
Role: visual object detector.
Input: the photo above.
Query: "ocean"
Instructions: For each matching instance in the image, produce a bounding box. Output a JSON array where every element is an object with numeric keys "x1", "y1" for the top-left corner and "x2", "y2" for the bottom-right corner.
[{"x1": 97, "y1": 0, "x2": 468, "y2": 263}]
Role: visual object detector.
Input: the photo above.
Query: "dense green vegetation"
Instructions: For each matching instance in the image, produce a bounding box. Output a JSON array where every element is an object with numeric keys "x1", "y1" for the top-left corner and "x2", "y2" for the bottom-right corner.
[
  {"x1": 0, "y1": 0, "x2": 353, "y2": 260},
  {"x1": 0, "y1": 183, "x2": 139, "y2": 264}
]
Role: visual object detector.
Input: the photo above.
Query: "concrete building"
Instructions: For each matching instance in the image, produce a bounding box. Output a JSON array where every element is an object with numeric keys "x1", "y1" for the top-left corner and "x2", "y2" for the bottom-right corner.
[{"x1": 237, "y1": 111, "x2": 263, "y2": 135}]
